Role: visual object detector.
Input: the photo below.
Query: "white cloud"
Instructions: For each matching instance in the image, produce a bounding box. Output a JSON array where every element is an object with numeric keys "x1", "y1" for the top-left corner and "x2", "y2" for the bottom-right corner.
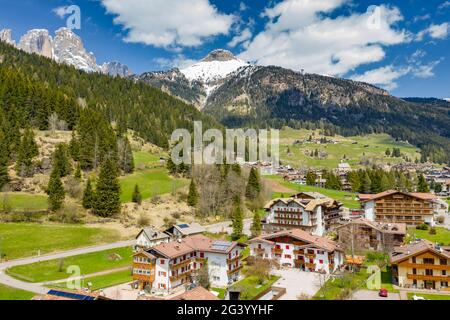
[
  {"x1": 239, "y1": 2, "x2": 248, "y2": 12},
  {"x1": 101, "y1": 0, "x2": 235, "y2": 48},
  {"x1": 52, "y1": 6, "x2": 69, "y2": 18},
  {"x1": 227, "y1": 28, "x2": 252, "y2": 48},
  {"x1": 439, "y1": 1, "x2": 450, "y2": 10},
  {"x1": 413, "y1": 14, "x2": 431, "y2": 23},
  {"x1": 351, "y1": 65, "x2": 411, "y2": 90},
  {"x1": 239, "y1": 0, "x2": 409, "y2": 76},
  {"x1": 417, "y1": 23, "x2": 450, "y2": 41},
  {"x1": 412, "y1": 59, "x2": 443, "y2": 78}
]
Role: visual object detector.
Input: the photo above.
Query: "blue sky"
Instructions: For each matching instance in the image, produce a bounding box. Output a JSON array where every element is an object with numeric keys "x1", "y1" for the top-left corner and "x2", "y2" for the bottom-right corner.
[{"x1": 0, "y1": 0, "x2": 449, "y2": 98}]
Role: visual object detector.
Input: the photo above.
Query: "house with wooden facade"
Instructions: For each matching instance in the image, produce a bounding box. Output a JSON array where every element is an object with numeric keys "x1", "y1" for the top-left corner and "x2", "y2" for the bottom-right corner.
[
  {"x1": 263, "y1": 192, "x2": 343, "y2": 236},
  {"x1": 135, "y1": 227, "x2": 171, "y2": 251},
  {"x1": 132, "y1": 234, "x2": 245, "y2": 293},
  {"x1": 335, "y1": 218, "x2": 406, "y2": 252},
  {"x1": 249, "y1": 229, "x2": 344, "y2": 274},
  {"x1": 391, "y1": 240, "x2": 450, "y2": 291},
  {"x1": 358, "y1": 190, "x2": 438, "y2": 226}
]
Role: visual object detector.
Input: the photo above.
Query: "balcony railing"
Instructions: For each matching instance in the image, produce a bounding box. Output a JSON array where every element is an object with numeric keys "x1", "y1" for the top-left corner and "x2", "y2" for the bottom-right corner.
[
  {"x1": 272, "y1": 248, "x2": 283, "y2": 254},
  {"x1": 406, "y1": 274, "x2": 449, "y2": 282},
  {"x1": 402, "y1": 263, "x2": 450, "y2": 271},
  {"x1": 170, "y1": 258, "x2": 193, "y2": 269},
  {"x1": 227, "y1": 265, "x2": 243, "y2": 275},
  {"x1": 170, "y1": 270, "x2": 192, "y2": 281},
  {"x1": 305, "y1": 263, "x2": 316, "y2": 269},
  {"x1": 227, "y1": 255, "x2": 240, "y2": 263}
]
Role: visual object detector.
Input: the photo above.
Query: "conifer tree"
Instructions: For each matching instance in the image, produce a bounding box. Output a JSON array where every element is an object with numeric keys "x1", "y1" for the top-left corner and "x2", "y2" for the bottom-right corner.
[
  {"x1": 187, "y1": 179, "x2": 199, "y2": 207},
  {"x1": 417, "y1": 174, "x2": 430, "y2": 192},
  {"x1": 118, "y1": 136, "x2": 134, "y2": 174},
  {"x1": 74, "y1": 162, "x2": 82, "y2": 179},
  {"x1": 69, "y1": 131, "x2": 81, "y2": 161},
  {"x1": 251, "y1": 211, "x2": 262, "y2": 237},
  {"x1": 0, "y1": 131, "x2": 9, "y2": 190},
  {"x1": 82, "y1": 178, "x2": 94, "y2": 209},
  {"x1": 306, "y1": 171, "x2": 317, "y2": 186},
  {"x1": 231, "y1": 196, "x2": 244, "y2": 240},
  {"x1": 53, "y1": 143, "x2": 71, "y2": 177},
  {"x1": 166, "y1": 157, "x2": 177, "y2": 175},
  {"x1": 15, "y1": 128, "x2": 38, "y2": 177},
  {"x1": 132, "y1": 184, "x2": 142, "y2": 205},
  {"x1": 246, "y1": 167, "x2": 261, "y2": 200},
  {"x1": 360, "y1": 172, "x2": 372, "y2": 194},
  {"x1": 47, "y1": 168, "x2": 65, "y2": 211},
  {"x1": 231, "y1": 163, "x2": 241, "y2": 176},
  {"x1": 92, "y1": 157, "x2": 121, "y2": 217}
]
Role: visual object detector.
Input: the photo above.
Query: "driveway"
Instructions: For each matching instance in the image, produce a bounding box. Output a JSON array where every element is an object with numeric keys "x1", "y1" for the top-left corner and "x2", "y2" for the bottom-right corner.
[
  {"x1": 272, "y1": 268, "x2": 323, "y2": 300},
  {"x1": 351, "y1": 289, "x2": 401, "y2": 300}
]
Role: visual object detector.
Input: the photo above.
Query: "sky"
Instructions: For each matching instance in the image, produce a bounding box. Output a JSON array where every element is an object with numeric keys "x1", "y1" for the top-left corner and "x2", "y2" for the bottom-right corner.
[{"x1": 0, "y1": 0, "x2": 449, "y2": 98}]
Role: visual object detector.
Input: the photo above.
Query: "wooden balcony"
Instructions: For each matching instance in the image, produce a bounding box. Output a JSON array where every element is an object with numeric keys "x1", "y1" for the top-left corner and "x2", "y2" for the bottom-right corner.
[
  {"x1": 254, "y1": 248, "x2": 266, "y2": 255},
  {"x1": 170, "y1": 270, "x2": 192, "y2": 281},
  {"x1": 227, "y1": 255, "x2": 240, "y2": 263},
  {"x1": 170, "y1": 258, "x2": 193, "y2": 269},
  {"x1": 294, "y1": 259, "x2": 305, "y2": 267},
  {"x1": 305, "y1": 253, "x2": 316, "y2": 259},
  {"x1": 227, "y1": 265, "x2": 243, "y2": 275},
  {"x1": 407, "y1": 274, "x2": 449, "y2": 282},
  {"x1": 272, "y1": 248, "x2": 283, "y2": 254},
  {"x1": 401, "y1": 263, "x2": 450, "y2": 271},
  {"x1": 293, "y1": 250, "x2": 304, "y2": 255},
  {"x1": 305, "y1": 263, "x2": 316, "y2": 269}
]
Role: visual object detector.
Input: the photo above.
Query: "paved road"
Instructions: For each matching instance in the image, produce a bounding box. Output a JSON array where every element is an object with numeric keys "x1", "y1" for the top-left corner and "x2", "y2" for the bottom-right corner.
[
  {"x1": 273, "y1": 268, "x2": 322, "y2": 300},
  {"x1": 351, "y1": 289, "x2": 401, "y2": 300}
]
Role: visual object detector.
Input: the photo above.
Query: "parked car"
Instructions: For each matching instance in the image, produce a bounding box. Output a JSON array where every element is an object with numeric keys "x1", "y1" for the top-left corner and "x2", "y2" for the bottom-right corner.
[{"x1": 379, "y1": 288, "x2": 388, "y2": 297}]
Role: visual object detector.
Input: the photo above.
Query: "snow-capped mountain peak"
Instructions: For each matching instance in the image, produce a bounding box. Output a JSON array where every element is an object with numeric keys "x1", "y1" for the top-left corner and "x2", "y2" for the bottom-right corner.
[
  {"x1": 18, "y1": 29, "x2": 53, "y2": 59},
  {"x1": 181, "y1": 49, "x2": 250, "y2": 85},
  {"x1": 0, "y1": 29, "x2": 15, "y2": 46}
]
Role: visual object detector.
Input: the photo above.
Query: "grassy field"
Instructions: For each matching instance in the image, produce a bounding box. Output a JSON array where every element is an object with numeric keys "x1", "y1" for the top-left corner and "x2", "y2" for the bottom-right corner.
[
  {"x1": 279, "y1": 128, "x2": 420, "y2": 170},
  {"x1": 0, "y1": 223, "x2": 121, "y2": 260},
  {"x1": 0, "y1": 193, "x2": 48, "y2": 212},
  {"x1": 407, "y1": 227, "x2": 450, "y2": 245},
  {"x1": 50, "y1": 269, "x2": 133, "y2": 291},
  {"x1": 407, "y1": 292, "x2": 450, "y2": 300},
  {"x1": 7, "y1": 247, "x2": 133, "y2": 283},
  {"x1": 265, "y1": 175, "x2": 359, "y2": 209},
  {"x1": 0, "y1": 284, "x2": 35, "y2": 300},
  {"x1": 231, "y1": 275, "x2": 280, "y2": 300},
  {"x1": 210, "y1": 287, "x2": 226, "y2": 300},
  {"x1": 119, "y1": 151, "x2": 187, "y2": 203}
]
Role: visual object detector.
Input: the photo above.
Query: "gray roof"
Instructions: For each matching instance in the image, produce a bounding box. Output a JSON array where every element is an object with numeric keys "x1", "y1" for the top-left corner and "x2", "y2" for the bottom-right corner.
[
  {"x1": 174, "y1": 223, "x2": 206, "y2": 236},
  {"x1": 137, "y1": 227, "x2": 170, "y2": 241}
]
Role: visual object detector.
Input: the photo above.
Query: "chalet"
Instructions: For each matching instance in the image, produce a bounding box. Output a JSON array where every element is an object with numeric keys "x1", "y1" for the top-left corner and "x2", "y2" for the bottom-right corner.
[
  {"x1": 132, "y1": 235, "x2": 246, "y2": 293},
  {"x1": 165, "y1": 223, "x2": 206, "y2": 239},
  {"x1": 358, "y1": 190, "x2": 438, "y2": 226},
  {"x1": 135, "y1": 227, "x2": 171, "y2": 251},
  {"x1": 263, "y1": 192, "x2": 343, "y2": 236},
  {"x1": 391, "y1": 240, "x2": 450, "y2": 290},
  {"x1": 335, "y1": 218, "x2": 406, "y2": 252},
  {"x1": 249, "y1": 229, "x2": 344, "y2": 274}
]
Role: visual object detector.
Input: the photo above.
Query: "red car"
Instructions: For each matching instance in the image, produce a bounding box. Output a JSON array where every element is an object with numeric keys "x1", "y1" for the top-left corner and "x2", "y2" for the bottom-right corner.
[{"x1": 379, "y1": 288, "x2": 388, "y2": 298}]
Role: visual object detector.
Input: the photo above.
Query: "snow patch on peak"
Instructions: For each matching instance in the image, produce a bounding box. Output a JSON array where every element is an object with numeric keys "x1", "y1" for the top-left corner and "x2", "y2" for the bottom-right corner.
[{"x1": 0, "y1": 29, "x2": 15, "y2": 45}]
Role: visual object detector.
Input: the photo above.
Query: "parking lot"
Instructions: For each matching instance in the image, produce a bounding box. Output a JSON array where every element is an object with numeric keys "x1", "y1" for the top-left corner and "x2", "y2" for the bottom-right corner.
[
  {"x1": 351, "y1": 289, "x2": 401, "y2": 300},
  {"x1": 272, "y1": 268, "x2": 323, "y2": 300}
]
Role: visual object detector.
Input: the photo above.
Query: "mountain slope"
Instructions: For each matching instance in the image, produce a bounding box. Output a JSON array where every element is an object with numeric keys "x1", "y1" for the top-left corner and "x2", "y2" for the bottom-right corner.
[{"x1": 0, "y1": 41, "x2": 220, "y2": 149}]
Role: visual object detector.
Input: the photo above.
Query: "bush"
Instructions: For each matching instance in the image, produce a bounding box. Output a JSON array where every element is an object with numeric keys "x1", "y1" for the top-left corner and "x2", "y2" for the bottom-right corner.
[
  {"x1": 436, "y1": 216, "x2": 445, "y2": 224},
  {"x1": 65, "y1": 177, "x2": 83, "y2": 199},
  {"x1": 136, "y1": 213, "x2": 150, "y2": 228},
  {"x1": 429, "y1": 227, "x2": 437, "y2": 235},
  {"x1": 416, "y1": 223, "x2": 429, "y2": 231}
]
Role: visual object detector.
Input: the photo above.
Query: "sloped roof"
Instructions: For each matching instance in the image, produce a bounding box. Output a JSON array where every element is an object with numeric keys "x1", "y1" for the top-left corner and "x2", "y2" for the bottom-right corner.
[
  {"x1": 170, "y1": 287, "x2": 219, "y2": 301},
  {"x1": 249, "y1": 228, "x2": 342, "y2": 252},
  {"x1": 173, "y1": 223, "x2": 206, "y2": 236},
  {"x1": 391, "y1": 240, "x2": 450, "y2": 264},
  {"x1": 359, "y1": 190, "x2": 437, "y2": 202},
  {"x1": 264, "y1": 196, "x2": 340, "y2": 211},
  {"x1": 335, "y1": 218, "x2": 407, "y2": 235},
  {"x1": 149, "y1": 234, "x2": 240, "y2": 259},
  {"x1": 137, "y1": 227, "x2": 170, "y2": 241}
]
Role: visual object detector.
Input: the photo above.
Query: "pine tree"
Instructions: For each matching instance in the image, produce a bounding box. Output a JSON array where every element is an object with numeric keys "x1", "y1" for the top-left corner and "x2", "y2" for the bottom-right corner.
[
  {"x1": 74, "y1": 162, "x2": 82, "y2": 179},
  {"x1": 118, "y1": 136, "x2": 134, "y2": 174},
  {"x1": 132, "y1": 184, "x2": 142, "y2": 205},
  {"x1": 306, "y1": 171, "x2": 317, "y2": 186},
  {"x1": 360, "y1": 172, "x2": 372, "y2": 194},
  {"x1": 166, "y1": 157, "x2": 177, "y2": 175},
  {"x1": 380, "y1": 173, "x2": 390, "y2": 192},
  {"x1": 0, "y1": 131, "x2": 9, "y2": 190},
  {"x1": 92, "y1": 157, "x2": 121, "y2": 217},
  {"x1": 231, "y1": 196, "x2": 244, "y2": 240},
  {"x1": 69, "y1": 131, "x2": 81, "y2": 161},
  {"x1": 82, "y1": 178, "x2": 94, "y2": 209},
  {"x1": 47, "y1": 168, "x2": 65, "y2": 211},
  {"x1": 417, "y1": 174, "x2": 430, "y2": 192},
  {"x1": 251, "y1": 211, "x2": 262, "y2": 237},
  {"x1": 53, "y1": 143, "x2": 71, "y2": 177},
  {"x1": 187, "y1": 179, "x2": 199, "y2": 207},
  {"x1": 246, "y1": 167, "x2": 261, "y2": 200},
  {"x1": 15, "y1": 128, "x2": 38, "y2": 177}
]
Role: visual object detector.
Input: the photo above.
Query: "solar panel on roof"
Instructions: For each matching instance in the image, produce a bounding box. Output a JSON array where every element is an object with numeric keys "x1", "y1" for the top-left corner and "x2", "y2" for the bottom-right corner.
[
  {"x1": 211, "y1": 241, "x2": 232, "y2": 251},
  {"x1": 178, "y1": 224, "x2": 190, "y2": 229},
  {"x1": 47, "y1": 290, "x2": 95, "y2": 300}
]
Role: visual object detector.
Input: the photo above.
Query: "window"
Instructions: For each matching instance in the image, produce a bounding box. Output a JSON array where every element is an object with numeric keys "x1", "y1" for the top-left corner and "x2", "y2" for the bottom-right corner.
[
  {"x1": 258, "y1": 244, "x2": 262, "y2": 249},
  {"x1": 160, "y1": 259, "x2": 165, "y2": 265},
  {"x1": 412, "y1": 257, "x2": 416, "y2": 263},
  {"x1": 319, "y1": 260, "x2": 324, "y2": 264},
  {"x1": 200, "y1": 252, "x2": 204, "y2": 258},
  {"x1": 440, "y1": 259, "x2": 447, "y2": 266},
  {"x1": 284, "y1": 255, "x2": 291, "y2": 259},
  {"x1": 423, "y1": 258, "x2": 434, "y2": 265},
  {"x1": 413, "y1": 268, "x2": 417, "y2": 275},
  {"x1": 307, "y1": 249, "x2": 314, "y2": 254},
  {"x1": 442, "y1": 270, "x2": 447, "y2": 276},
  {"x1": 286, "y1": 245, "x2": 290, "y2": 250},
  {"x1": 317, "y1": 250, "x2": 325, "y2": 255},
  {"x1": 309, "y1": 259, "x2": 314, "y2": 263},
  {"x1": 425, "y1": 269, "x2": 433, "y2": 276},
  {"x1": 441, "y1": 282, "x2": 448, "y2": 287}
]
